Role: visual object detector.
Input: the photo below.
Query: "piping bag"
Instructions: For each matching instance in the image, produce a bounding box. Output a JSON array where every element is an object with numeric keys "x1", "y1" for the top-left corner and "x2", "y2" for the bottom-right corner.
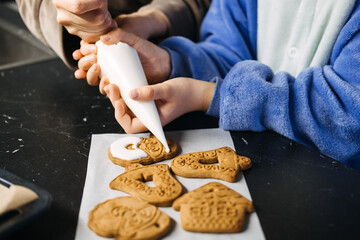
[{"x1": 96, "y1": 40, "x2": 170, "y2": 152}]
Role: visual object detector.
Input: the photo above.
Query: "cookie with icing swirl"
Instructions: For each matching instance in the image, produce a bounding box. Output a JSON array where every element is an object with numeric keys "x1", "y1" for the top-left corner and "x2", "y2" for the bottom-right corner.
[{"x1": 108, "y1": 134, "x2": 178, "y2": 167}]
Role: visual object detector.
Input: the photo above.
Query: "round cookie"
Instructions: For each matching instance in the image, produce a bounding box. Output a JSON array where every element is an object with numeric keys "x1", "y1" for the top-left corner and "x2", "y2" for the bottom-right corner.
[
  {"x1": 108, "y1": 135, "x2": 178, "y2": 167},
  {"x1": 88, "y1": 196, "x2": 171, "y2": 240}
]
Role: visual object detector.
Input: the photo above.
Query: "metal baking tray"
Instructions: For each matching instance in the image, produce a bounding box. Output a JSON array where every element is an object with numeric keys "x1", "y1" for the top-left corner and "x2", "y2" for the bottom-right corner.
[{"x1": 0, "y1": 168, "x2": 52, "y2": 239}]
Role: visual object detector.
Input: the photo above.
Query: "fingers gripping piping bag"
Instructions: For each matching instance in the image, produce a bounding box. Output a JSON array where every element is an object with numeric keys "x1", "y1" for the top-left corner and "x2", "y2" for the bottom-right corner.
[{"x1": 96, "y1": 40, "x2": 170, "y2": 152}]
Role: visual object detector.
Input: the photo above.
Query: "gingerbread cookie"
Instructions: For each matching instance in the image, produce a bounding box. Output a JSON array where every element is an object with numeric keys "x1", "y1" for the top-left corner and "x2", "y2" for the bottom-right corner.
[
  {"x1": 108, "y1": 135, "x2": 178, "y2": 167},
  {"x1": 88, "y1": 196, "x2": 171, "y2": 240},
  {"x1": 110, "y1": 164, "x2": 183, "y2": 207},
  {"x1": 170, "y1": 147, "x2": 251, "y2": 182},
  {"x1": 173, "y1": 182, "x2": 254, "y2": 233}
]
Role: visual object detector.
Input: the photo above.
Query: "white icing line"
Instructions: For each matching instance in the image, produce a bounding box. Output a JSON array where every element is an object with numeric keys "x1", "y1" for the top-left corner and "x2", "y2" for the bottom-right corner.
[{"x1": 110, "y1": 136, "x2": 148, "y2": 161}]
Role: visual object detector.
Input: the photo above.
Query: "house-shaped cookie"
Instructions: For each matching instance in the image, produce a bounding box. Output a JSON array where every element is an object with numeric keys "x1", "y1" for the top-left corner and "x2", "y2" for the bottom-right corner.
[{"x1": 173, "y1": 182, "x2": 254, "y2": 233}]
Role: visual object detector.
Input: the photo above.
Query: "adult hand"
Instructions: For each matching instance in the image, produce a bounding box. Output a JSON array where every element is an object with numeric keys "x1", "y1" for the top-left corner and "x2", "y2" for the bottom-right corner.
[
  {"x1": 53, "y1": 0, "x2": 116, "y2": 42},
  {"x1": 73, "y1": 27, "x2": 171, "y2": 88},
  {"x1": 103, "y1": 78, "x2": 216, "y2": 133},
  {"x1": 115, "y1": 7, "x2": 169, "y2": 39},
  {"x1": 72, "y1": 40, "x2": 101, "y2": 86},
  {"x1": 73, "y1": 27, "x2": 171, "y2": 91}
]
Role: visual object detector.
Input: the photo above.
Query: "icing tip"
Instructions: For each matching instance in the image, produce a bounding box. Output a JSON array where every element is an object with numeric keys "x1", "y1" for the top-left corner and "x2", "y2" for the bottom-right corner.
[{"x1": 165, "y1": 146, "x2": 170, "y2": 153}]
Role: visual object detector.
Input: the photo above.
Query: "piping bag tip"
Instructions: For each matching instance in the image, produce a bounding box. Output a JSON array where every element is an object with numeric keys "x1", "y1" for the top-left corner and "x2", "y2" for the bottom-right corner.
[
  {"x1": 95, "y1": 40, "x2": 169, "y2": 151},
  {"x1": 151, "y1": 129, "x2": 170, "y2": 153}
]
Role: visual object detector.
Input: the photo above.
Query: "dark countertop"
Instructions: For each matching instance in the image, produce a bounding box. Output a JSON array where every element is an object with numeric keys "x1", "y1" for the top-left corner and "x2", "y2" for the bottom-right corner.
[
  {"x1": 1, "y1": 1, "x2": 358, "y2": 238},
  {"x1": 1, "y1": 57, "x2": 360, "y2": 240}
]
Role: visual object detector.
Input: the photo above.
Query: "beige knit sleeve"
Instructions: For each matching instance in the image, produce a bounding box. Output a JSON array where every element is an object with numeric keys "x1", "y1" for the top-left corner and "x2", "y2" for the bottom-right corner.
[
  {"x1": 15, "y1": 0, "x2": 211, "y2": 69},
  {"x1": 15, "y1": 0, "x2": 78, "y2": 68}
]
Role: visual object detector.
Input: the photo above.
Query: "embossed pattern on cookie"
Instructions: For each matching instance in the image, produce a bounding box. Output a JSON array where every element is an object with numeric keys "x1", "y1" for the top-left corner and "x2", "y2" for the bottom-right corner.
[
  {"x1": 110, "y1": 164, "x2": 183, "y2": 207},
  {"x1": 172, "y1": 182, "x2": 254, "y2": 233},
  {"x1": 88, "y1": 196, "x2": 171, "y2": 240},
  {"x1": 171, "y1": 147, "x2": 251, "y2": 182},
  {"x1": 108, "y1": 134, "x2": 178, "y2": 167}
]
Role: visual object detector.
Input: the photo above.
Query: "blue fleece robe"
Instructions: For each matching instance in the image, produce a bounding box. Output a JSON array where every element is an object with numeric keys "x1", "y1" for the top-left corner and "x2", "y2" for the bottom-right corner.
[{"x1": 159, "y1": 0, "x2": 360, "y2": 170}]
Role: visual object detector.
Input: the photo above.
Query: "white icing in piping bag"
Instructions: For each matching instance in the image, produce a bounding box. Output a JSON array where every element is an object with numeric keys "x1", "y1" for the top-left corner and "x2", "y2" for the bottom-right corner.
[{"x1": 96, "y1": 41, "x2": 170, "y2": 152}]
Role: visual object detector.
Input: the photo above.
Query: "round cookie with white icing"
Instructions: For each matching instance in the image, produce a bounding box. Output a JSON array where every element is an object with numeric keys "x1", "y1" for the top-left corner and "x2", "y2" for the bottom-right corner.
[{"x1": 108, "y1": 134, "x2": 178, "y2": 167}]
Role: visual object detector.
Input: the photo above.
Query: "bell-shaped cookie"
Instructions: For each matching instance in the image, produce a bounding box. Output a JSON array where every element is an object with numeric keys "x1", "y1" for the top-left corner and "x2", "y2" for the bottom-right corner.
[{"x1": 171, "y1": 147, "x2": 251, "y2": 182}]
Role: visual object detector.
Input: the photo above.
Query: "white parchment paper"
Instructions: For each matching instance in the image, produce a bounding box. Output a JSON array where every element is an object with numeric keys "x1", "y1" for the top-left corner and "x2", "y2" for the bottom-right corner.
[{"x1": 75, "y1": 128, "x2": 265, "y2": 240}]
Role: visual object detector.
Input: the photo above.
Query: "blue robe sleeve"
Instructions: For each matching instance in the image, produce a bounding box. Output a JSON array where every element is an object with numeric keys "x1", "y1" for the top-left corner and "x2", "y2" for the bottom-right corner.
[
  {"x1": 160, "y1": 0, "x2": 360, "y2": 169},
  {"x1": 159, "y1": 0, "x2": 257, "y2": 81},
  {"x1": 214, "y1": 3, "x2": 360, "y2": 169}
]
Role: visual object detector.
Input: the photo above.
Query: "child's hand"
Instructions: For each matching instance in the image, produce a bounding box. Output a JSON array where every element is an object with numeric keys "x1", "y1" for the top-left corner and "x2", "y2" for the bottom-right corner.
[
  {"x1": 104, "y1": 78, "x2": 216, "y2": 133},
  {"x1": 115, "y1": 8, "x2": 169, "y2": 40},
  {"x1": 73, "y1": 40, "x2": 101, "y2": 87}
]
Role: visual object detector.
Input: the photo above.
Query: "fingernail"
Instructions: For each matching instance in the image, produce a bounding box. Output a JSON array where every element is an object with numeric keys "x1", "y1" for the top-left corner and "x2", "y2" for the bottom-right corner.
[
  {"x1": 104, "y1": 85, "x2": 109, "y2": 94},
  {"x1": 102, "y1": 35, "x2": 111, "y2": 42},
  {"x1": 74, "y1": 71, "x2": 80, "y2": 79},
  {"x1": 87, "y1": 55, "x2": 94, "y2": 62},
  {"x1": 90, "y1": 45, "x2": 96, "y2": 53},
  {"x1": 130, "y1": 90, "x2": 139, "y2": 99}
]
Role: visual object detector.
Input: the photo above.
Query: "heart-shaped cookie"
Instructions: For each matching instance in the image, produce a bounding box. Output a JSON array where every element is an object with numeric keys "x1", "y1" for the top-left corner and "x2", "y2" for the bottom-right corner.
[{"x1": 110, "y1": 164, "x2": 183, "y2": 207}]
